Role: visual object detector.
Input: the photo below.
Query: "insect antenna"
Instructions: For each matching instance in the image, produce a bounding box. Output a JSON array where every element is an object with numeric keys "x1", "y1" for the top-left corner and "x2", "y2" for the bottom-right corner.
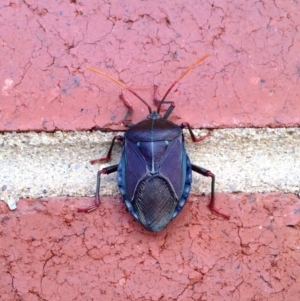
[
  {"x1": 157, "y1": 53, "x2": 210, "y2": 114},
  {"x1": 87, "y1": 67, "x2": 152, "y2": 114}
]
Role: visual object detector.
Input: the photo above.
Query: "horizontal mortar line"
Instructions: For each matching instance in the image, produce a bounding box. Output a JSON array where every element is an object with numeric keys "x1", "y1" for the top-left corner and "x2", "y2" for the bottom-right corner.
[{"x1": 0, "y1": 128, "x2": 299, "y2": 210}]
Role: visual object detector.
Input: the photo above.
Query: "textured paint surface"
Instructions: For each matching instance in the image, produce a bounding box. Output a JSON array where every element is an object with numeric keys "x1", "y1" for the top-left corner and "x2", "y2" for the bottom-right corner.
[
  {"x1": 1, "y1": 194, "x2": 300, "y2": 300},
  {"x1": 1, "y1": 0, "x2": 300, "y2": 131},
  {"x1": 1, "y1": 1, "x2": 300, "y2": 300}
]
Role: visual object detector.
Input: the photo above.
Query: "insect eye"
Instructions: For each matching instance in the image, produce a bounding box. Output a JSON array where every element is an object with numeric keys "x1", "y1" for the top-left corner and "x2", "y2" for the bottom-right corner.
[
  {"x1": 137, "y1": 142, "x2": 140, "y2": 147},
  {"x1": 165, "y1": 140, "x2": 169, "y2": 145}
]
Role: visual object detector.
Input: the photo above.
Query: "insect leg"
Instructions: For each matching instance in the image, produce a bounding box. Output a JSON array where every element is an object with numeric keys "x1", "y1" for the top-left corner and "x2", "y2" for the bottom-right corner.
[
  {"x1": 119, "y1": 93, "x2": 135, "y2": 127},
  {"x1": 90, "y1": 135, "x2": 123, "y2": 164},
  {"x1": 153, "y1": 84, "x2": 159, "y2": 105},
  {"x1": 78, "y1": 164, "x2": 119, "y2": 213},
  {"x1": 181, "y1": 122, "x2": 211, "y2": 142},
  {"x1": 162, "y1": 102, "x2": 175, "y2": 120},
  {"x1": 152, "y1": 85, "x2": 175, "y2": 120},
  {"x1": 191, "y1": 164, "x2": 229, "y2": 219}
]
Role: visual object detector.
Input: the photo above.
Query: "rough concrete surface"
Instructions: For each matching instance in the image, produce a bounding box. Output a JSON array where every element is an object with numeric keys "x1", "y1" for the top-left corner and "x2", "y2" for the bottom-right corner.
[
  {"x1": 1, "y1": 128, "x2": 299, "y2": 209},
  {"x1": 1, "y1": 0, "x2": 300, "y2": 300},
  {"x1": 1, "y1": 194, "x2": 300, "y2": 301},
  {"x1": 1, "y1": 0, "x2": 300, "y2": 131}
]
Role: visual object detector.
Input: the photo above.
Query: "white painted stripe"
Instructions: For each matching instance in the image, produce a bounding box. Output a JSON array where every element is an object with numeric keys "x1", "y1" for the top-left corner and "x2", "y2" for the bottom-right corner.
[{"x1": 0, "y1": 128, "x2": 299, "y2": 209}]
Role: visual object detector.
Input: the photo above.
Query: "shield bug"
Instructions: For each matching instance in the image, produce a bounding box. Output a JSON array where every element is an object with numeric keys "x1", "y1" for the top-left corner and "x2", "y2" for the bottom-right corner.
[{"x1": 79, "y1": 54, "x2": 229, "y2": 231}]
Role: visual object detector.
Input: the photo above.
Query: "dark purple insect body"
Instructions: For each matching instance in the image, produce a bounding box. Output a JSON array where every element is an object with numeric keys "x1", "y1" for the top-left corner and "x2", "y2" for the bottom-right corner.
[{"x1": 79, "y1": 54, "x2": 229, "y2": 231}]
